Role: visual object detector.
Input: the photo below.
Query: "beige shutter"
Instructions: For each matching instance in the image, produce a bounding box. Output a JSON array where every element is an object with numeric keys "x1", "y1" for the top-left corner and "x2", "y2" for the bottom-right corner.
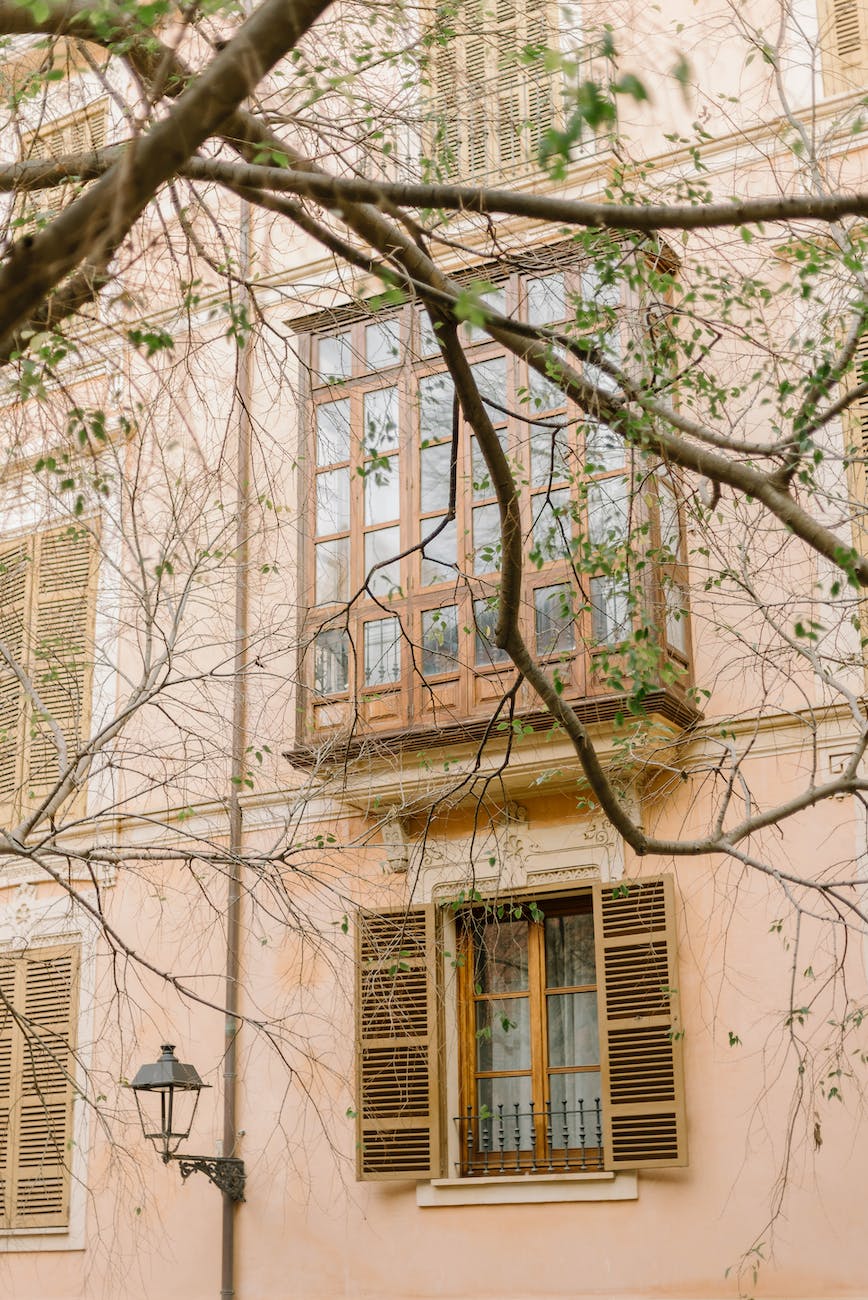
[
  {"x1": 0, "y1": 946, "x2": 78, "y2": 1229},
  {"x1": 26, "y1": 527, "x2": 96, "y2": 808},
  {"x1": 0, "y1": 539, "x2": 30, "y2": 815},
  {"x1": 355, "y1": 906, "x2": 444, "y2": 1180},
  {"x1": 818, "y1": 0, "x2": 868, "y2": 94},
  {"x1": 0, "y1": 958, "x2": 16, "y2": 1224},
  {"x1": 593, "y1": 874, "x2": 687, "y2": 1169}
]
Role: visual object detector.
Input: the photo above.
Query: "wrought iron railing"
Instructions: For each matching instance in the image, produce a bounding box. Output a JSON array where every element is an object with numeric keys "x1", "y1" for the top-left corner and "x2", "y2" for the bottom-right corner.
[{"x1": 454, "y1": 1099, "x2": 604, "y2": 1177}]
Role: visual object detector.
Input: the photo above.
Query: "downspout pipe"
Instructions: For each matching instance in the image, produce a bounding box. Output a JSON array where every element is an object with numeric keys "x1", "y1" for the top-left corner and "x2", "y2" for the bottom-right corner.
[{"x1": 223, "y1": 191, "x2": 253, "y2": 1300}]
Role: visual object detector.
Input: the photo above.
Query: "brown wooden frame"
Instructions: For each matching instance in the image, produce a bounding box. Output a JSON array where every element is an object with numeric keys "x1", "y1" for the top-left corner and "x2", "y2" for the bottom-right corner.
[
  {"x1": 455, "y1": 894, "x2": 603, "y2": 1174},
  {"x1": 303, "y1": 257, "x2": 694, "y2": 740}
]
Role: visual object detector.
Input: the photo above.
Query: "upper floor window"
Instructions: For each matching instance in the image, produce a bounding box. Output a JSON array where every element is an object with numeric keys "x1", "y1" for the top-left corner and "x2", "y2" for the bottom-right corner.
[
  {"x1": 20, "y1": 102, "x2": 107, "y2": 223},
  {"x1": 817, "y1": 0, "x2": 868, "y2": 94},
  {"x1": 0, "y1": 525, "x2": 97, "y2": 819},
  {"x1": 303, "y1": 257, "x2": 690, "y2": 739},
  {"x1": 425, "y1": 0, "x2": 602, "y2": 182}
]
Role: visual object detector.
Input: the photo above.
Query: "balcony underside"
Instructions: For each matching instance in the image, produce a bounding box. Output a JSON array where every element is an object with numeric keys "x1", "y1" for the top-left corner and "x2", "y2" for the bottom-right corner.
[{"x1": 284, "y1": 687, "x2": 700, "y2": 805}]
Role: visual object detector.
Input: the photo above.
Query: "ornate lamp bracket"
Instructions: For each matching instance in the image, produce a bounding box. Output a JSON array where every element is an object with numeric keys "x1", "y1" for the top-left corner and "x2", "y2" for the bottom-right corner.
[{"x1": 174, "y1": 1154, "x2": 246, "y2": 1201}]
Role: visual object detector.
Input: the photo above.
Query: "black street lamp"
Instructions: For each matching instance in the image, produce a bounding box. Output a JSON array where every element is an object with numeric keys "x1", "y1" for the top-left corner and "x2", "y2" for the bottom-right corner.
[{"x1": 130, "y1": 1044, "x2": 246, "y2": 1201}]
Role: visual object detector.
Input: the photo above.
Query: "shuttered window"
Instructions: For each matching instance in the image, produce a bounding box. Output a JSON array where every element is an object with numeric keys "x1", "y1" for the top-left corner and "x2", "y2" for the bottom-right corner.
[
  {"x1": 817, "y1": 0, "x2": 868, "y2": 94},
  {"x1": 428, "y1": 0, "x2": 563, "y2": 181},
  {"x1": 0, "y1": 945, "x2": 79, "y2": 1229},
  {"x1": 0, "y1": 526, "x2": 97, "y2": 822},
  {"x1": 355, "y1": 875, "x2": 686, "y2": 1181},
  {"x1": 21, "y1": 103, "x2": 107, "y2": 221}
]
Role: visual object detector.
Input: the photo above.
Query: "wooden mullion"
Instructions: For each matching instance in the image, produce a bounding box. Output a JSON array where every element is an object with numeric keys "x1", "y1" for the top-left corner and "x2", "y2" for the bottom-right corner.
[{"x1": 527, "y1": 915, "x2": 547, "y2": 1157}]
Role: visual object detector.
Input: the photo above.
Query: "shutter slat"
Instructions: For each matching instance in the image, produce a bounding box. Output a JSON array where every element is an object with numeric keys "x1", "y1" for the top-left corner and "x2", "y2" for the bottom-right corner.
[
  {"x1": 594, "y1": 876, "x2": 687, "y2": 1169},
  {"x1": 356, "y1": 906, "x2": 443, "y2": 1180}
]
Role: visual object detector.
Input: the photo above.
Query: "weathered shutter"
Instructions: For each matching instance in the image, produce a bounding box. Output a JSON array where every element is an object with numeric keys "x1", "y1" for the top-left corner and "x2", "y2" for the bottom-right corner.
[
  {"x1": 355, "y1": 906, "x2": 444, "y2": 1180},
  {"x1": 818, "y1": 0, "x2": 868, "y2": 94},
  {"x1": 26, "y1": 528, "x2": 95, "y2": 806},
  {"x1": 0, "y1": 946, "x2": 78, "y2": 1229},
  {"x1": 593, "y1": 874, "x2": 687, "y2": 1169},
  {"x1": 0, "y1": 539, "x2": 30, "y2": 814},
  {"x1": 14, "y1": 947, "x2": 78, "y2": 1226},
  {"x1": 0, "y1": 958, "x2": 16, "y2": 1224}
]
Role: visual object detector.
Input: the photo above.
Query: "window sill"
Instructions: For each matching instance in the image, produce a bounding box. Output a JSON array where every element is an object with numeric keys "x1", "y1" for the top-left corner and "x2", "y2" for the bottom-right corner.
[
  {"x1": 0, "y1": 1226, "x2": 83, "y2": 1253},
  {"x1": 416, "y1": 1170, "x2": 637, "y2": 1207}
]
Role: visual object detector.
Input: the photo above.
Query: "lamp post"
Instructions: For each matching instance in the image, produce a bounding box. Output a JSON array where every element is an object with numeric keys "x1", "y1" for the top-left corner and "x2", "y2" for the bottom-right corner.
[{"x1": 130, "y1": 1044, "x2": 246, "y2": 1201}]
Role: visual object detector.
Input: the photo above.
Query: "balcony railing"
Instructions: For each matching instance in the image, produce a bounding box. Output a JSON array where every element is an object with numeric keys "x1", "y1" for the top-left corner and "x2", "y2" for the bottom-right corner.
[{"x1": 455, "y1": 1099, "x2": 604, "y2": 1177}]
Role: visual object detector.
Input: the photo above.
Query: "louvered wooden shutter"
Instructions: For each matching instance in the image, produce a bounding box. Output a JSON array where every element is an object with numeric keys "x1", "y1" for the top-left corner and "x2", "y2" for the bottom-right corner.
[
  {"x1": 0, "y1": 540, "x2": 30, "y2": 814},
  {"x1": 0, "y1": 958, "x2": 16, "y2": 1224},
  {"x1": 818, "y1": 0, "x2": 868, "y2": 94},
  {"x1": 593, "y1": 875, "x2": 687, "y2": 1169},
  {"x1": 355, "y1": 906, "x2": 444, "y2": 1180},
  {"x1": 429, "y1": 0, "x2": 559, "y2": 181},
  {"x1": 26, "y1": 528, "x2": 95, "y2": 806},
  {"x1": 0, "y1": 946, "x2": 78, "y2": 1229}
]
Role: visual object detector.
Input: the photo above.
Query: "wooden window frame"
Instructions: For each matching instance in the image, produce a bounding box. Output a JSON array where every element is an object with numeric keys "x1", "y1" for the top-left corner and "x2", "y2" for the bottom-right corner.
[
  {"x1": 456, "y1": 893, "x2": 604, "y2": 1176},
  {"x1": 304, "y1": 259, "x2": 691, "y2": 739}
]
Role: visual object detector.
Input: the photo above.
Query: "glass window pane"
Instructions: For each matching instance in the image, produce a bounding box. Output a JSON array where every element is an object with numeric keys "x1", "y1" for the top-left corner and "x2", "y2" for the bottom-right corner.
[
  {"x1": 363, "y1": 454, "x2": 400, "y2": 526},
  {"x1": 474, "y1": 597, "x2": 510, "y2": 666},
  {"x1": 590, "y1": 576, "x2": 630, "y2": 644},
  {"x1": 366, "y1": 318, "x2": 400, "y2": 369},
  {"x1": 530, "y1": 427, "x2": 570, "y2": 486},
  {"x1": 467, "y1": 286, "x2": 506, "y2": 341},
  {"x1": 547, "y1": 992, "x2": 599, "y2": 1068},
  {"x1": 545, "y1": 911, "x2": 595, "y2": 987},
  {"x1": 475, "y1": 997, "x2": 531, "y2": 1072},
  {"x1": 362, "y1": 387, "x2": 398, "y2": 453},
  {"x1": 317, "y1": 332, "x2": 351, "y2": 382},
  {"x1": 316, "y1": 468, "x2": 349, "y2": 535},
  {"x1": 476, "y1": 1076, "x2": 534, "y2": 1151},
  {"x1": 314, "y1": 628, "x2": 349, "y2": 694},
  {"x1": 421, "y1": 516, "x2": 457, "y2": 586},
  {"x1": 421, "y1": 605, "x2": 459, "y2": 675},
  {"x1": 365, "y1": 527, "x2": 401, "y2": 598},
  {"x1": 665, "y1": 581, "x2": 688, "y2": 653},
  {"x1": 659, "y1": 481, "x2": 680, "y2": 556},
  {"x1": 581, "y1": 264, "x2": 620, "y2": 310},
  {"x1": 316, "y1": 400, "x2": 350, "y2": 465},
  {"x1": 364, "y1": 616, "x2": 401, "y2": 685},
  {"x1": 470, "y1": 357, "x2": 507, "y2": 416},
  {"x1": 473, "y1": 503, "x2": 501, "y2": 573},
  {"x1": 527, "y1": 273, "x2": 566, "y2": 326},
  {"x1": 588, "y1": 476, "x2": 627, "y2": 546},
  {"x1": 529, "y1": 354, "x2": 566, "y2": 412},
  {"x1": 472, "y1": 431, "x2": 508, "y2": 499},
  {"x1": 315, "y1": 538, "x2": 349, "y2": 605},
  {"x1": 419, "y1": 311, "x2": 441, "y2": 357},
  {"x1": 534, "y1": 584, "x2": 576, "y2": 656},
  {"x1": 474, "y1": 919, "x2": 529, "y2": 992},
  {"x1": 584, "y1": 420, "x2": 623, "y2": 471},
  {"x1": 532, "y1": 488, "x2": 572, "y2": 562},
  {"x1": 547, "y1": 1073, "x2": 602, "y2": 1150},
  {"x1": 583, "y1": 361, "x2": 618, "y2": 396},
  {"x1": 421, "y1": 444, "x2": 453, "y2": 513},
  {"x1": 419, "y1": 372, "x2": 455, "y2": 444}
]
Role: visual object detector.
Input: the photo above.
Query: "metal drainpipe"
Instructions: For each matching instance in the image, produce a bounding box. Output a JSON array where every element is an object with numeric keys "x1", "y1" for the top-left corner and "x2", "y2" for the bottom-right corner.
[{"x1": 222, "y1": 192, "x2": 253, "y2": 1300}]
